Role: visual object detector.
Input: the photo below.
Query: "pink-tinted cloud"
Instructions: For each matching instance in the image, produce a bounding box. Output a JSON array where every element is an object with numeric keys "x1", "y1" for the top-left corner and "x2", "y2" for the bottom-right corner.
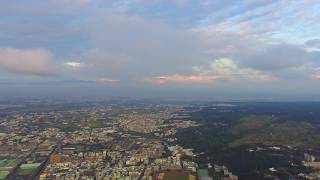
[
  {"x1": 0, "y1": 48, "x2": 56, "y2": 76},
  {"x1": 96, "y1": 77, "x2": 120, "y2": 84},
  {"x1": 312, "y1": 71, "x2": 320, "y2": 80},
  {"x1": 151, "y1": 75, "x2": 217, "y2": 84},
  {"x1": 254, "y1": 74, "x2": 279, "y2": 81},
  {"x1": 148, "y1": 59, "x2": 278, "y2": 85}
]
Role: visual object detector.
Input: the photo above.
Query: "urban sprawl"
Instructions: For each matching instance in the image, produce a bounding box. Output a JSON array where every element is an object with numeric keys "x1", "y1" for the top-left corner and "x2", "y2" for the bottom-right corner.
[{"x1": 0, "y1": 104, "x2": 237, "y2": 180}]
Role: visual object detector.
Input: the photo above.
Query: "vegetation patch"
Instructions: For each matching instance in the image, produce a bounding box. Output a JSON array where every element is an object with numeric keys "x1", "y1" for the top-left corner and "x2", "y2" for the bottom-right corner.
[
  {"x1": 229, "y1": 116, "x2": 320, "y2": 148},
  {"x1": 0, "y1": 159, "x2": 17, "y2": 169},
  {"x1": 17, "y1": 163, "x2": 41, "y2": 176},
  {"x1": 0, "y1": 171, "x2": 9, "y2": 180}
]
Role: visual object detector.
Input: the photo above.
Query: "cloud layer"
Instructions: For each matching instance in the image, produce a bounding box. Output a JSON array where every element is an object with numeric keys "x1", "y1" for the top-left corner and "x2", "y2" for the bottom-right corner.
[
  {"x1": 0, "y1": 48, "x2": 56, "y2": 76},
  {"x1": 0, "y1": 0, "x2": 320, "y2": 98}
]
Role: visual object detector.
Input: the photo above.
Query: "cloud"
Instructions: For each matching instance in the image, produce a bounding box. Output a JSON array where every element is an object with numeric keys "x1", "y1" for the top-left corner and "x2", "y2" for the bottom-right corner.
[
  {"x1": 241, "y1": 44, "x2": 310, "y2": 71},
  {"x1": 150, "y1": 75, "x2": 217, "y2": 84},
  {"x1": 192, "y1": 21, "x2": 262, "y2": 59},
  {"x1": 78, "y1": 48, "x2": 134, "y2": 73},
  {"x1": 194, "y1": 21, "x2": 318, "y2": 75},
  {"x1": 80, "y1": 14, "x2": 204, "y2": 78},
  {"x1": 306, "y1": 39, "x2": 320, "y2": 49},
  {"x1": 298, "y1": 65, "x2": 320, "y2": 80},
  {"x1": 64, "y1": 62, "x2": 82, "y2": 68},
  {"x1": 193, "y1": 58, "x2": 278, "y2": 81},
  {"x1": 148, "y1": 58, "x2": 277, "y2": 85},
  {"x1": 63, "y1": 61, "x2": 88, "y2": 69},
  {"x1": 1, "y1": 0, "x2": 320, "y2": 98},
  {"x1": 96, "y1": 77, "x2": 120, "y2": 84},
  {"x1": 0, "y1": 0, "x2": 91, "y2": 16},
  {"x1": 171, "y1": 0, "x2": 191, "y2": 7},
  {"x1": 243, "y1": 0, "x2": 278, "y2": 8},
  {"x1": 0, "y1": 48, "x2": 56, "y2": 76},
  {"x1": 112, "y1": 0, "x2": 191, "y2": 12},
  {"x1": 312, "y1": 73, "x2": 320, "y2": 80}
]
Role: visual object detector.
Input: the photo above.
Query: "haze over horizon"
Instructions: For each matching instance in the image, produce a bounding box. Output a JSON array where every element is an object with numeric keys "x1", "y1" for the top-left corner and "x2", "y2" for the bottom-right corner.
[{"x1": 1, "y1": 0, "x2": 320, "y2": 100}]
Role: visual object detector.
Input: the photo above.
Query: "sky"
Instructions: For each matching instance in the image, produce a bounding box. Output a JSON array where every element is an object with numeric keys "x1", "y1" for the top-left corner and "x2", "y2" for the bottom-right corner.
[{"x1": 0, "y1": 0, "x2": 320, "y2": 100}]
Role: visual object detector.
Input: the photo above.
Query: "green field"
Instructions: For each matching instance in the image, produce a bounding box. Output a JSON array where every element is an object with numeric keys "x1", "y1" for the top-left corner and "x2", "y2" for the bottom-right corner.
[
  {"x1": 0, "y1": 159, "x2": 17, "y2": 169},
  {"x1": 0, "y1": 171, "x2": 9, "y2": 180},
  {"x1": 56, "y1": 123, "x2": 79, "y2": 132},
  {"x1": 197, "y1": 169, "x2": 209, "y2": 177},
  {"x1": 88, "y1": 119, "x2": 106, "y2": 128},
  {"x1": 17, "y1": 163, "x2": 41, "y2": 176}
]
